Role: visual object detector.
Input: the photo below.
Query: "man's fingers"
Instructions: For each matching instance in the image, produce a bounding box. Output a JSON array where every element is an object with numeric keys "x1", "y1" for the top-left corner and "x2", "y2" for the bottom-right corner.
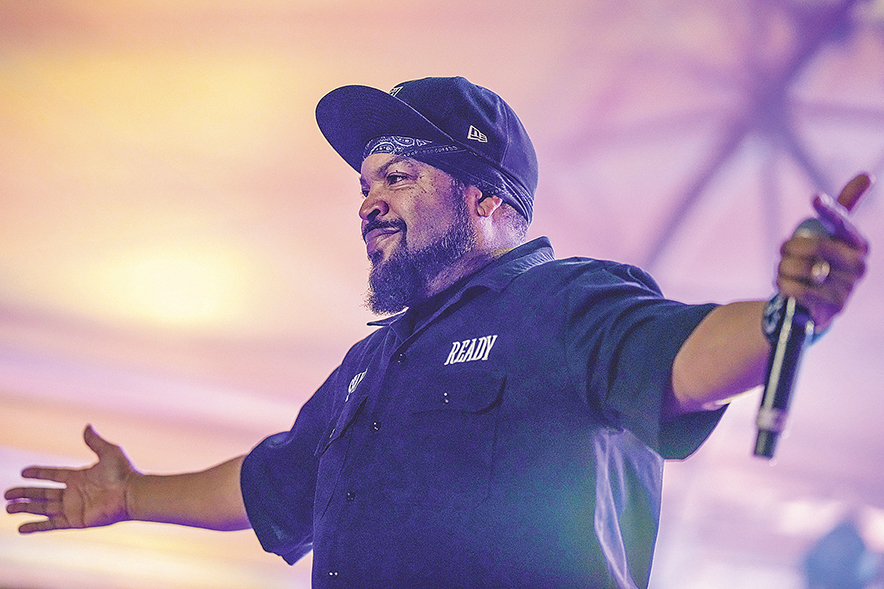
[
  {"x1": 6, "y1": 484, "x2": 74, "y2": 533},
  {"x1": 805, "y1": 173, "x2": 873, "y2": 249},
  {"x1": 83, "y1": 424, "x2": 114, "y2": 456},
  {"x1": 6, "y1": 496, "x2": 62, "y2": 517},
  {"x1": 5, "y1": 485, "x2": 64, "y2": 502},
  {"x1": 836, "y1": 172, "x2": 873, "y2": 211},
  {"x1": 812, "y1": 195, "x2": 869, "y2": 250},
  {"x1": 18, "y1": 520, "x2": 50, "y2": 534},
  {"x1": 781, "y1": 235, "x2": 867, "y2": 276},
  {"x1": 6, "y1": 486, "x2": 68, "y2": 535},
  {"x1": 18, "y1": 518, "x2": 69, "y2": 534},
  {"x1": 18, "y1": 466, "x2": 73, "y2": 484},
  {"x1": 815, "y1": 173, "x2": 871, "y2": 246},
  {"x1": 778, "y1": 258, "x2": 851, "y2": 296}
]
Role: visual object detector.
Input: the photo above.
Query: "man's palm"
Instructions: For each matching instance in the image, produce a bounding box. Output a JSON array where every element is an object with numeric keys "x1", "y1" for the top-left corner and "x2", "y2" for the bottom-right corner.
[{"x1": 5, "y1": 426, "x2": 134, "y2": 533}]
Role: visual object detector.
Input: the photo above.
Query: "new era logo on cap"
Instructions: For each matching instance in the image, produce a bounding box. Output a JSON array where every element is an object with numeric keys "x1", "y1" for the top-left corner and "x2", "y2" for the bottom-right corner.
[{"x1": 467, "y1": 125, "x2": 488, "y2": 143}]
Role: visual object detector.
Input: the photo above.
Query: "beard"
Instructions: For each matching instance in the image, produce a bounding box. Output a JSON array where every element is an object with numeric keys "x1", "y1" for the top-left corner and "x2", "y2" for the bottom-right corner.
[{"x1": 366, "y1": 189, "x2": 475, "y2": 315}]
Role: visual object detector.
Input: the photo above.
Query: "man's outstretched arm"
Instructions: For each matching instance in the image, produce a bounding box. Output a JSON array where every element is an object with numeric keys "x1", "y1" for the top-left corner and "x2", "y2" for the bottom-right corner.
[
  {"x1": 5, "y1": 425, "x2": 249, "y2": 533},
  {"x1": 668, "y1": 173, "x2": 871, "y2": 416}
]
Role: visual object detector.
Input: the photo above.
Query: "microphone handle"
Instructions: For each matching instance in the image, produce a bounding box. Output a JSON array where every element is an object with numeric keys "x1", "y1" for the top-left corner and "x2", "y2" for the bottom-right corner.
[
  {"x1": 752, "y1": 175, "x2": 871, "y2": 459},
  {"x1": 753, "y1": 296, "x2": 815, "y2": 458}
]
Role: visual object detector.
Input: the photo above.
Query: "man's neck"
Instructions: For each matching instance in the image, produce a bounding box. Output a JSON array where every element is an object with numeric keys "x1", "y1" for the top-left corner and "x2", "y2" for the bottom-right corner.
[{"x1": 421, "y1": 247, "x2": 513, "y2": 301}]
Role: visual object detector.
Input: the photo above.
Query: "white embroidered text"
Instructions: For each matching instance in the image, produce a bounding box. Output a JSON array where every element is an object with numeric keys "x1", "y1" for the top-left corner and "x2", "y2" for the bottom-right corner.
[{"x1": 443, "y1": 335, "x2": 498, "y2": 365}]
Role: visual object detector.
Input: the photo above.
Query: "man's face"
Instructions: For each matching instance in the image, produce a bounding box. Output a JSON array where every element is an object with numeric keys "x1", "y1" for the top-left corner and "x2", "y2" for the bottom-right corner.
[{"x1": 359, "y1": 153, "x2": 476, "y2": 314}]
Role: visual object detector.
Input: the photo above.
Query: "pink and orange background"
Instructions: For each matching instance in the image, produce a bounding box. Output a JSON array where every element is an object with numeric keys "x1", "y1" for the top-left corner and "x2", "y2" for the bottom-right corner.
[{"x1": 2, "y1": 1, "x2": 884, "y2": 587}]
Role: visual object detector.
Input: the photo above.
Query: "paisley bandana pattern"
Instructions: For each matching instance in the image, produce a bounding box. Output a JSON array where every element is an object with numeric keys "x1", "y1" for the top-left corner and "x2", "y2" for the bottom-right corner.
[
  {"x1": 362, "y1": 134, "x2": 530, "y2": 222},
  {"x1": 363, "y1": 136, "x2": 463, "y2": 160}
]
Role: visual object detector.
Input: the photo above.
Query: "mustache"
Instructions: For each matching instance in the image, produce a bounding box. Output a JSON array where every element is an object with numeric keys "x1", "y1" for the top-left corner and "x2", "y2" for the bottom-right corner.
[{"x1": 362, "y1": 218, "x2": 406, "y2": 242}]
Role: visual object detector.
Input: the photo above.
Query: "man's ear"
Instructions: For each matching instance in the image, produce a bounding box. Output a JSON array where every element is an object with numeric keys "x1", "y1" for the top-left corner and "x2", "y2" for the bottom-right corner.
[{"x1": 473, "y1": 189, "x2": 503, "y2": 218}]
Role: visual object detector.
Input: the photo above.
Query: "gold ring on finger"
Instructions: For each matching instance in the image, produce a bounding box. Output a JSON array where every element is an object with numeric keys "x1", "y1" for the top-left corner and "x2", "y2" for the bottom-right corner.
[{"x1": 811, "y1": 259, "x2": 831, "y2": 286}]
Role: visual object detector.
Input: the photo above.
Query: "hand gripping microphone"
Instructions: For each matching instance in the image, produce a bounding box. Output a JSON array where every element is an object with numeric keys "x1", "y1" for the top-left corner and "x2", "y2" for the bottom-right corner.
[
  {"x1": 753, "y1": 220, "x2": 827, "y2": 459},
  {"x1": 753, "y1": 174, "x2": 871, "y2": 459}
]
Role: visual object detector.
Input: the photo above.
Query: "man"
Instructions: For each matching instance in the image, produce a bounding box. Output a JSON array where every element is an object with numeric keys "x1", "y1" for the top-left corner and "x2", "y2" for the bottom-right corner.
[{"x1": 4, "y1": 77, "x2": 870, "y2": 588}]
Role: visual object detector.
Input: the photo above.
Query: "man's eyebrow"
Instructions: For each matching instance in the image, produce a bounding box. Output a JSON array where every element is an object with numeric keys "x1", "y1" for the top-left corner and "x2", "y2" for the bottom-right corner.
[{"x1": 378, "y1": 155, "x2": 414, "y2": 175}]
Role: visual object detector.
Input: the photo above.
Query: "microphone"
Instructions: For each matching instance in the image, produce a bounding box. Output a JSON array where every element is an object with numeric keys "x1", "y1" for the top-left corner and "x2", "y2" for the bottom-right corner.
[
  {"x1": 754, "y1": 218, "x2": 831, "y2": 459},
  {"x1": 753, "y1": 174, "x2": 872, "y2": 459}
]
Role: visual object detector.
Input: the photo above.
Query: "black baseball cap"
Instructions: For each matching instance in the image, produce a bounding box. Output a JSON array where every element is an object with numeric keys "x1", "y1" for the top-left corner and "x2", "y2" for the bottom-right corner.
[{"x1": 315, "y1": 76, "x2": 538, "y2": 222}]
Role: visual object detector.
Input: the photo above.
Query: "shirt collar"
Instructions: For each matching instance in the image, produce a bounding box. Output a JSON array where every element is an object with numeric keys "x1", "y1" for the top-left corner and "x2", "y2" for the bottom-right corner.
[{"x1": 367, "y1": 237, "x2": 555, "y2": 330}]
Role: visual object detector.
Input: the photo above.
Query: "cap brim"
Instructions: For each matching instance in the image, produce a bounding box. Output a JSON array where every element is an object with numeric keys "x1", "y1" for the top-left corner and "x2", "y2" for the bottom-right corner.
[{"x1": 315, "y1": 85, "x2": 455, "y2": 173}]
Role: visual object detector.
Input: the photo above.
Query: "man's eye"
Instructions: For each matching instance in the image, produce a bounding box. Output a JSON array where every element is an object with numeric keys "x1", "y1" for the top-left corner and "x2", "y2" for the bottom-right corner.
[{"x1": 387, "y1": 173, "x2": 408, "y2": 184}]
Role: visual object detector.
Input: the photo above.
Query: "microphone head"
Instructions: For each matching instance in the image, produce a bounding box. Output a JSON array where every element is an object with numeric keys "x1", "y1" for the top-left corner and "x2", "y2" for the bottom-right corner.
[{"x1": 794, "y1": 216, "x2": 834, "y2": 238}]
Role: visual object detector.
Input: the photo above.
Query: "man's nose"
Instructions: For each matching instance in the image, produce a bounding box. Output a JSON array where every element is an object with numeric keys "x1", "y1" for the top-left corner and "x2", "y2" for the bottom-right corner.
[{"x1": 359, "y1": 187, "x2": 389, "y2": 221}]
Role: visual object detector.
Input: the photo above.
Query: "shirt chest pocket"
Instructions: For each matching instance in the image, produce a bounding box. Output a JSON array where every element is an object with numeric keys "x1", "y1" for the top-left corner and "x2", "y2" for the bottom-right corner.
[
  {"x1": 315, "y1": 393, "x2": 367, "y2": 458},
  {"x1": 313, "y1": 394, "x2": 367, "y2": 520},
  {"x1": 382, "y1": 371, "x2": 505, "y2": 507}
]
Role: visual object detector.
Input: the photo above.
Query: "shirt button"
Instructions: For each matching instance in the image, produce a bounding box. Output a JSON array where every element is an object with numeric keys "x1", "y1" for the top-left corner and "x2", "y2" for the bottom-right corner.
[
  {"x1": 372, "y1": 421, "x2": 382, "y2": 431},
  {"x1": 442, "y1": 392, "x2": 451, "y2": 404},
  {"x1": 395, "y1": 352, "x2": 407, "y2": 365},
  {"x1": 346, "y1": 491, "x2": 356, "y2": 502},
  {"x1": 328, "y1": 570, "x2": 339, "y2": 579}
]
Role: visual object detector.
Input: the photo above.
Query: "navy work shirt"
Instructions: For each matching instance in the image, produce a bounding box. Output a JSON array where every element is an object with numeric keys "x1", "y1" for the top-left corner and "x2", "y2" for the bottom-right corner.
[{"x1": 241, "y1": 237, "x2": 723, "y2": 588}]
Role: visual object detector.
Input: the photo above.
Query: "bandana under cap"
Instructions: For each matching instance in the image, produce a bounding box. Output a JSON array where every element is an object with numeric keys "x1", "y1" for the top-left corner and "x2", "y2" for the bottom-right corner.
[
  {"x1": 363, "y1": 136, "x2": 464, "y2": 160},
  {"x1": 363, "y1": 135, "x2": 531, "y2": 221}
]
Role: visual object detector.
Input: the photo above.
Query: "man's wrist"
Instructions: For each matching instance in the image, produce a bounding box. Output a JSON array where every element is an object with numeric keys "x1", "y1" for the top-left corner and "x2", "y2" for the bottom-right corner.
[
  {"x1": 123, "y1": 470, "x2": 144, "y2": 522},
  {"x1": 761, "y1": 293, "x2": 828, "y2": 345},
  {"x1": 761, "y1": 293, "x2": 787, "y2": 345}
]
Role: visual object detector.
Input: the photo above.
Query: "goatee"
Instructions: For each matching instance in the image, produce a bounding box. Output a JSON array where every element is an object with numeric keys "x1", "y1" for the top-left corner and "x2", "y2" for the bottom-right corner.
[{"x1": 366, "y1": 199, "x2": 474, "y2": 315}]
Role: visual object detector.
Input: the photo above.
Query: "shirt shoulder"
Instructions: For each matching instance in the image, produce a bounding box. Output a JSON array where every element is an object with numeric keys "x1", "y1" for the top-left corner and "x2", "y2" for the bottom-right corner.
[{"x1": 507, "y1": 254, "x2": 666, "y2": 307}]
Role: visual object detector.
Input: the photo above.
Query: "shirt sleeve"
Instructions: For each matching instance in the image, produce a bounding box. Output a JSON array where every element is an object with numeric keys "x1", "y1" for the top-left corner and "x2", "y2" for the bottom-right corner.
[
  {"x1": 240, "y1": 368, "x2": 340, "y2": 564},
  {"x1": 564, "y1": 261, "x2": 723, "y2": 459}
]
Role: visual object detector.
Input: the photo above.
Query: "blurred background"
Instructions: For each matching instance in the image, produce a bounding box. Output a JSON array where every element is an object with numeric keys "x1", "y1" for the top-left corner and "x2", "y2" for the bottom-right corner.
[{"x1": 1, "y1": 0, "x2": 883, "y2": 587}]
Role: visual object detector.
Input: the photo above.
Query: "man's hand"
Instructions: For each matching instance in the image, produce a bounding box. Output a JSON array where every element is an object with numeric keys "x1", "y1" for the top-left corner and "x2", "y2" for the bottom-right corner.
[
  {"x1": 4, "y1": 425, "x2": 136, "y2": 533},
  {"x1": 670, "y1": 173, "x2": 872, "y2": 416},
  {"x1": 776, "y1": 173, "x2": 872, "y2": 332}
]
